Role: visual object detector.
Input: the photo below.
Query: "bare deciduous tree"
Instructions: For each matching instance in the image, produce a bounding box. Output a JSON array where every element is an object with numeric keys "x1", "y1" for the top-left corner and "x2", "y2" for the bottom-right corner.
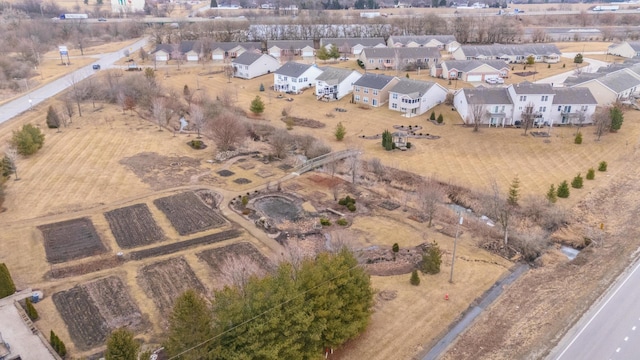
[
  {"x1": 469, "y1": 104, "x2": 485, "y2": 132},
  {"x1": 190, "y1": 104, "x2": 206, "y2": 138},
  {"x1": 417, "y1": 177, "x2": 445, "y2": 228},
  {"x1": 62, "y1": 95, "x2": 75, "y2": 126},
  {"x1": 69, "y1": 75, "x2": 87, "y2": 117},
  {"x1": 346, "y1": 152, "x2": 360, "y2": 184},
  {"x1": 218, "y1": 254, "x2": 267, "y2": 293},
  {"x1": 209, "y1": 111, "x2": 246, "y2": 151},
  {"x1": 224, "y1": 65, "x2": 235, "y2": 83},
  {"x1": 368, "y1": 157, "x2": 385, "y2": 181},
  {"x1": 594, "y1": 106, "x2": 611, "y2": 141},
  {"x1": 4, "y1": 147, "x2": 19, "y2": 180},
  {"x1": 152, "y1": 97, "x2": 168, "y2": 130},
  {"x1": 270, "y1": 129, "x2": 290, "y2": 159},
  {"x1": 521, "y1": 102, "x2": 536, "y2": 135},
  {"x1": 484, "y1": 180, "x2": 513, "y2": 246}
]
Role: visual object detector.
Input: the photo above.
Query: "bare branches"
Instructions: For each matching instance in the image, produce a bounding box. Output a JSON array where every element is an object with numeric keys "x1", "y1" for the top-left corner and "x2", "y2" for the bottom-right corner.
[
  {"x1": 218, "y1": 254, "x2": 267, "y2": 292},
  {"x1": 594, "y1": 106, "x2": 611, "y2": 141},
  {"x1": 417, "y1": 177, "x2": 445, "y2": 228},
  {"x1": 469, "y1": 104, "x2": 485, "y2": 132},
  {"x1": 270, "y1": 129, "x2": 291, "y2": 159},
  {"x1": 521, "y1": 102, "x2": 536, "y2": 135},
  {"x1": 189, "y1": 104, "x2": 206, "y2": 139},
  {"x1": 208, "y1": 111, "x2": 246, "y2": 151}
]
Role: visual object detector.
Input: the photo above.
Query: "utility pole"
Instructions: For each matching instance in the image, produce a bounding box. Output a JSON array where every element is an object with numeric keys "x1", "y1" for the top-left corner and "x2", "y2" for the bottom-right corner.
[{"x1": 449, "y1": 214, "x2": 463, "y2": 283}]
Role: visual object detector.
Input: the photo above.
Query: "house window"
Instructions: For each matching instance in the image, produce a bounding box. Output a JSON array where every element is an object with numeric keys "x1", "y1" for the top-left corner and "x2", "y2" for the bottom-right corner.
[
  {"x1": 278, "y1": 75, "x2": 282, "y2": 80},
  {"x1": 373, "y1": 90, "x2": 378, "y2": 95},
  {"x1": 292, "y1": 78, "x2": 297, "y2": 83},
  {"x1": 392, "y1": 93, "x2": 398, "y2": 99},
  {"x1": 541, "y1": 95, "x2": 548, "y2": 101},
  {"x1": 364, "y1": 88, "x2": 369, "y2": 94},
  {"x1": 355, "y1": 86, "x2": 360, "y2": 92},
  {"x1": 519, "y1": 96, "x2": 527, "y2": 101},
  {"x1": 392, "y1": 103, "x2": 398, "y2": 109},
  {"x1": 501, "y1": 106, "x2": 505, "y2": 112},
  {"x1": 581, "y1": 105, "x2": 588, "y2": 111},
  {"x1": 369, "y1": 59, "x2": 374, "y2": 63},
  {"x1": 373, "y1": 99, "x2": 378, "y2": 106},
  {"x1": 283, "y1": 76, "x2": 288, "y2": 81},
  {"x1": 355, "y1": 95, "x2": 360, "y2": 101},
  {"x1": 564, "y1": 105, "x2": 571, "y2": 113},
  {"x1": 539, "y1": 106, "x2": 546, "y2": 112},
  {"x1": 364, "y1": 97, "x2": 369, "y2": 103},
  {"x1": 558, "y1": 105, "x2": 562, "y2": 111}
]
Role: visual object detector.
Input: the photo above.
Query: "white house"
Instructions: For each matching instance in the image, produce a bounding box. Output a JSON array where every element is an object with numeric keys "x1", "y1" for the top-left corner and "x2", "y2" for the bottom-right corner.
[
  {"x1": 267, "y1": 40, "x2": 315, "y2": 59},
  {"x1": 359, "y1": 47, "x2": 441, "y2": 71},
  {"x1": 506, "y1": 82, "x2": 555, "y2": 125},
  {"x1": 387, "y1": 35, "x2": 460, "y2": 53},
  {"x1": 388, "y1": 79, "x2": 448, "y2": 117},
  {"x1": 607, "y1": 41, "x2": 640, "y2": 59},
  {"x1": 273, "y1": 62, "x2": 323, "y2": 93},
  {"x1": 315, "y1": 67, "x2": 362, "y2": 101},
  {"x1": 550, "y1": 88, "x2": 597, "y2": 125},
  {"x1": 454, "y1": 87, "x2": 515, "y2": 127},
  {"x1": 567, "y1": 66, "x2": 640, "y2": 105},
  {"x1": 211, "y1": 42, "x2": 262, "y2": 61},
  {"x1": 320, "y1": 37, "x2": 386, "y2": 56},
  {"x1": 453, "y1": 44, "x2": 561, "y2": 64},
  {"x1": 232, "y1": 52, "x2": 280, "y2": 80},
  {"x1": 151, "y1": 44, "x2": 173, "y2": 62},
  {"x1": 435, "y1": 59, "x2": 510, "y2": 82}
]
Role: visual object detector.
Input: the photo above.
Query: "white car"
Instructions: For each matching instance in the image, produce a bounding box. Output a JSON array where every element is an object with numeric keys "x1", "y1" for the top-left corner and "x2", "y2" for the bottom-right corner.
[
  {"x1": 495, "y1": 77, "x2": 505, "y2": 84},
  {"x1": 485, "y1": 78, "x2": 498, "y2": 84}
]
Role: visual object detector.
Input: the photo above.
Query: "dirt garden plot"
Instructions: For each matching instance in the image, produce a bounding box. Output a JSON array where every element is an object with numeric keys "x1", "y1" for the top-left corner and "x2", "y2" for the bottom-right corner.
[
  {"x1": 154, "y1": 192, "x2": 227, "y2": 236},
  {"x1": 129, "y1": 229, "x2": 242, "y2": 260},
  {"x1": 119, "y1": 152, "x2": 213, "y2": 190},
  {"x1": 137, "y1": 257, "x2": 207, "y2": 315},
  {"x1": 252, "y1": 195, "x2": 305, "y2": 224},
  {"x1": 38, "y1": 218, "x2": 106, "y2": 264},
  {"x1": 104, "y1": 203, "x2": 166, "y2": 249},
  {"x1": 52, "y1": 275, "x2": 144, "y2": 351},
  {"x1": 197, "y1": 242, "x2": 274, "y2": 275}
]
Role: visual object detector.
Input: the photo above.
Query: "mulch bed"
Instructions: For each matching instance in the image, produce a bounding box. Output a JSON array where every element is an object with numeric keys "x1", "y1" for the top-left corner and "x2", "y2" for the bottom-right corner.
[
  {"x1": 280, "y1": 116, "x2": 326, "y2": 128},
  {"x1": 217, "y1": 169, "x2": 235, "y2": 177},
  {"x1": 153, "y1": 192, "x2": 227, "y2": 235},
  {"x1": 104, "y1": 203, "x2": 166, "y2": 249},
  {"x1": 129, "y1": 229, "x2": 242, "y2": 260},
  {"x1": 379, "y1": 200, "x2": 401, "y2": 211},
  {"x1": 38, "y1": 218, "x2": 106, "y2": 264},
  {"x1": 513, "y1": 71, "x2": 538, "y2": 77},
  {"x1": 234, "y1": 178, "x2": 252, "y2": 184},
  {"x1": 278, "y1": 164, "x2": 294, "y2": 171},
  {"x1": 197, "y1": 242, "x2": 274, "y2": 274}
]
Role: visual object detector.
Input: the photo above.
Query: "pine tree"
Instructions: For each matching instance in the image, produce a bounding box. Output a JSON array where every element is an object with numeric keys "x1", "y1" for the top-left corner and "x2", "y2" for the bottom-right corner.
[
  {"x1": 571, "y1": 173, "x2": 583, "y2": 189},
  {"x1": 598, "y1": 161, "x2": 608, "y2": 172},
  {"x1": 25, "y1": 298, "x2": 39, "y2": 320},
  {"x1": 430, "y1": 111, "x2": 436, "y2": 121},
  {"x1": 586, "y1": 168, "x2": 595, "y2": 180},
  {"x1": 316, "y1": 46, "x2": 330, "y2": 61},
  {"x1": 50, "y1": 330, "x2": 66, "y2": 357},
  {"x1": 574, "y1": 131, "x2": 582, "y2": 144},
  {"x1": 557, "y1": 180, "x2": 570, "y2": 198},
  {"x1": 507, "y1": 175, "x2": 520, "y2": 206},
  {"x1": 106, "y1": 328, "x2": 139, "y2": 360},
  {"x1": 410, "y1": 270, "x2": 420, "y2": 286},
  {"x1": 166, "y1": 290, "x2": 214, "y2": 359},
  {"x1": 11, "y1": 124, "x2": 45, "y2": 156},
  {"x1": 610, "y1": 107, "x2": 623, "y2": 132},
  {"x1": 210, "y1": 0, "x2": 218, "y2": 7},
  {"x1": 437, "y1": 114, "x2": 444, "y2": 124},
  {"x1": 0, "y1": 263, "x2": 16, "y2": 299},
  {"x1": 392, "y1": 243, "x2": 399, "y2": 253},
  {"x1": 334, "y1": 122, "x2": 346, "y2": 141},
  {"x1": 249, "y1": 96, "x2": 265, "y2": 115},
  {"x1": 382, "y1": 130, "x2": 393, "y2": 151},
  {"x1": 546, "y1": 184, "x2": 557, "y2": 204},
  {"x1": 46, "y1": 106, "x2": 61, "y2": 129},
  {"x1": 422, "y1": 242, "x2": 442, "y2": 274}
]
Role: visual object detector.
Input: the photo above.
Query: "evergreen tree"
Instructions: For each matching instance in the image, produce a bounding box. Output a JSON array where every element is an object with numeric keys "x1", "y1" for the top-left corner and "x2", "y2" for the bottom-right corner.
[
  {"x1": 430, "y1": 111, "x2": 436, "y2": 121},
  {"x1": 0, "y1": 263, "x2": 16, "y2": 299},
  {"x1": 50, "y1": 330, "x2": 67, "y2": 357},
  {"x1": 422, "y1": 242, "x2": 442, "y2": 274},
  {"x1": 610, "y1": 106, "x2": 623, "y2": 132},
  {"x1": 574, "y1": 131, "x2": 582, "y2": 144},
  {"x1": 316, "y1": 46, "x2": 330, "y2": 61},
  {"x1": 166, "y1": 290, "x2": 213, "y2": 360},
  {"x1": 546, "y1": 184, "x2": 557, "y2": 204},
  {"x1": 437, "y1": 114, "x2": 444, "y2": 124},
  {"x1": 382, "y1": 129, "x2": 393, "y2": 150},
  {"x1": 586, "y1": 168, "x2": 595, "y2": 180},
  {"x1": 25, "y1": 298, "x2": 39, "y2": 320},
  {"x1": 46, "y1": 105, "x2": 61, "y2": 129},
  {"x1": 106, "y1": 328, "x2": 139, "y2": 360},
  {"x1": 392, "y1": 243, "x2": 399, "y2": 253},
  {"x1": 507, "y1": 175, "x2": 520, "y2": 206},
  {"x1": 11, "y1": 124, "x2": 45, "y2": 156},
  {"x1": 250, "y1": 96, "x2": 265, "y2": 115},
  {"x1": 334, "y1": 122, "x2": 346, "y2": 141},
  {"x1": 526, "y1": 55, "x2": 535, "y2": 65},
  {"x1": 571, "y1": 173, "x2": 583, "y2": 189},
  {"x1": 557, "y1": 180, "x2": 570, "y2": 198},
  {"x1": 598, "y1": 161, "x2": 608, "y2": 172},
  {"x1": 574, "y1": 53, "x2": 583, "y2": 64},
  {"x1": 410, "y1": 270, "x2": 420, "y2": 286},
  {"x1": 1, "y1": 156, "x2": 13, "y2": 179},
  {"x1": 328, "y1": 45, "x2": 340, "y2": 61}
]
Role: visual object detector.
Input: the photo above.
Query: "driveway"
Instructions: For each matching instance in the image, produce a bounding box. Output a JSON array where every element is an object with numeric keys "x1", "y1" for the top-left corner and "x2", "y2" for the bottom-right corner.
[
  {"x1": 0, "y1": 37, "x2": 148, "y2": 125},
  {"x1": 535, "y1": 54, "x2": 611, "y2": 85}
]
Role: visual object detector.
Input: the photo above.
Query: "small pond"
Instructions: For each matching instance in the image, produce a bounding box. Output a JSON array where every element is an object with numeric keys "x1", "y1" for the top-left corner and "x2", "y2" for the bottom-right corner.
[
  {"x1": 560, "y1": 245, "x2": 580, "y2": 260},
  {"x1": 253, "y1": 196, "x2": 303, "y2": 223}
]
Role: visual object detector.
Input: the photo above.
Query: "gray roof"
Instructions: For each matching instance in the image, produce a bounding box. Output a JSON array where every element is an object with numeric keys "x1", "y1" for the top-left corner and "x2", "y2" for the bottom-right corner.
[
  {"x1": 460, "y1": 43, "x2": 561, "y2": 58},
  {"x1": 510, "y1": 81, "x2": 554, "y2": 95},
  {"x1": 552, "y1": 88, "x2": 597, "y2": 105},
  {"x1": 212, "y1": 41, "x2": 262, "y2": 51},
  {"x1": 463, "y1": 87, "x2": 512, "y2": 105},
  {"x1": 389, "y1": 35, "x2": 457, "y2": 45},
  {"x1": 443, "y1": 59, "x2": 509, "y2": 72},
  {"x1": 389, "y1": 79, "x2": 436, "y2": 98},
  {"x1": 315, "y1": 67, "x2": 360, "y2": 85},
  {"x1": 361, "y1": 47, "x2": 441, "y2": 59},
  {"x1": 596, "y1": 70, "x2": 640, "y2": 93},
  {"x1": 268, "y1": 40, "x2": 313, "y2": 49},
  {"x1": 152, "y1": 44, "x2": 174, "y2": 54},
  {"x1": 564, "y1": 73, "x2": 601, "y2": 86},
  {"x1": 320, "y1": 37, "x2": 386, "y2": 48},
  {"x1": 233, "y1": 52, "x2": 266, "y2": 66},
  {"x1": 275, "y1": 62, "x2": 315, "y2": 77},
  {"x1": 353, "y1": 74, "x2": 397, "y2": 90}
]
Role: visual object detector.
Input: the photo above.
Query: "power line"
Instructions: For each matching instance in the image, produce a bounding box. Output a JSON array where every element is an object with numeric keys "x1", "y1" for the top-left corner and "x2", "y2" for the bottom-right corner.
[{"x1": 168, "y1": 262, "x2": 363, "y2": 360}]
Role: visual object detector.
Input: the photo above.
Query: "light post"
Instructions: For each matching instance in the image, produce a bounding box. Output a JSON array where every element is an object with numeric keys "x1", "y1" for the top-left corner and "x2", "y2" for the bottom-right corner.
[
  {"x1": 449, "y1": 214, "x2": 463, "y2": 284},
  {"x1": 29, "y1": 98, "x2": 33, "y2": 110}
]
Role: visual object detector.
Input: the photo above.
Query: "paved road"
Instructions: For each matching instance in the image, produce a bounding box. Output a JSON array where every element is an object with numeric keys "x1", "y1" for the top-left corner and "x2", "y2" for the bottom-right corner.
[
  {"x1": 548, "y1": 258, "x2": 640, "y2": 360},
  {"x1": 535, "y1": 55, "x2": 610, "y2": 86},
  {"x1": 0, "y1": 37, "x2": 148, "y2": 125}
]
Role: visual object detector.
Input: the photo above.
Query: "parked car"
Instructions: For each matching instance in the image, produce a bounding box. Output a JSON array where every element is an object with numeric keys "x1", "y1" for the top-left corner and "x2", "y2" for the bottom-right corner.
[
  {"x1": 98, "y1": 17, "x2": 107, "y2": 21},
  {"x1": 485, "y1": 78, "x2": 498, "y2": 84},
  {"x1": 495, "y1": 77, "x2": 505, "y2": 84},
  {"x1": 92, "y1": 64, "x2": 101, "y2": 70}
]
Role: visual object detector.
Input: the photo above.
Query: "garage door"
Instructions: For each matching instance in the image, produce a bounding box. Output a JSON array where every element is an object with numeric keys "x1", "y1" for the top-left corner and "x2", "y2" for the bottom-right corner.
[
  {"x1": 466, "y1": 74, "x2": 482, "y2": 82},
  {"x1": 212, "y1": 54, "x2": 223, "y2": 60},
  {"x1": 187, "y1": 54, "x2": 198, "y2": 62},
  {"x1": 156, "y1": 54, "x2": 168, "y2": 62}
]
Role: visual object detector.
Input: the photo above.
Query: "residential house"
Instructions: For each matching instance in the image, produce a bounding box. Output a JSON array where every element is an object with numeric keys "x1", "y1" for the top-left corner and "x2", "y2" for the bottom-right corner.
[
  {"x1": 387, "y1": 35, "x2": 460, "y2": 53},
  {"x1": 453, "y1": 86, "x2": 515, "y2": 127},
  {"x1": 452, "y1": 44, "x2": 561, "y2": 64},
  {"x1": 607, "y1": 41, "x2": 640, "y2": 59},
  {"x1": 359, "y1": 47, "x2": 441, "y2": 71},
  {"x1": 151, "y1": 44, "x2": 173, "y2": 62},
  {"x1": 267, "y1": 40, "x2": 315, "y2": 60},
  {"x1": 232, "y1": 52, "x2": 280, "y2": 79},
  {"x1": 550, "y1": 88, "x2": 597, "y2": 125},
  {"x1": 273, "y1": 62, "x2": 323, "y2": 93},
  {"x1": 435, "y1": 59, "x2": 510, "y2": 82},
  {"x1": 211, "y1": 42, "x2": 262, "y2": 61},
  {"x1": 151, "y1": 41, "x2": 202, "y2": 62},
  {"x1": 567, "y1": 65, "x2": 640, "y2": 104},
  {"x1": 320, "y1": 37, "x2": 386, "y2": 56},
  {"x1": 388, "y1": 79, "x2": 448, "y2": 116},
  {"x1": 506, "y1": 81, "x2": 555, "y2": 125},
  {"x1": 180, "y1": 41, "x2": 200, "y2": 62},
  {"x1": 352, "y1": 73, "x2": 400, "y2": 107},
  {"x1": 315, "y1": 67, "x2": 363, "y2": 101}
]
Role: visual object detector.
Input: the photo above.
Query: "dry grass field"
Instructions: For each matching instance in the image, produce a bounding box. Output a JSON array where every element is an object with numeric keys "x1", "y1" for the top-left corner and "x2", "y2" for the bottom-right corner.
[{"x1": 1, "y1": 38, "x2": 638, "y2": 358}]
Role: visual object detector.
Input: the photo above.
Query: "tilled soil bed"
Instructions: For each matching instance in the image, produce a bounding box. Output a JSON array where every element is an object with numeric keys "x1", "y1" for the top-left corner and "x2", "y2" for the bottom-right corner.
[
  {"x1": 154, "y1": 192, "x2": 227, "y2": 235},
  {"x1": 104, "y1": 203, "x2": 166, "y2": 249},
  {"x1": 38, "y1": 217, "x2": 106, "y2": 264}
]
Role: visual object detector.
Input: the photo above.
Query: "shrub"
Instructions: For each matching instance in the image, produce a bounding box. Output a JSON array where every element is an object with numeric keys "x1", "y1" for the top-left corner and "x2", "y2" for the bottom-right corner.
[
  {"x1": 188, "y1": 140, "x2": 203, "y2": 149},
  {"x1": 422, "y1": 242, "x2": 442, "y2": 274},
  {"x1": 574, "y1": 53, "x2": 583, "y2": 64},
  {"x1": 547, "y1": 64, "x2": 551, "y2": 69},
  {"x1": 586, "y1": 168, "x2": 595, "y2": 180},
  {"x1": 0, "y1": 263, "x2": 16, "y2": 299},
  {"x1": 25, "y1": 298, "x2": 39, "y2": 321},
  {"x1": 410, "y1": 270, "x2": 420, "y2": 286},
  {"x1": 557, "y1": 180, "x2": 570, "y2": 198},
  {"x1": 250, "y1": 95, "x2": 265, "y2": 115},
  {"x1": 430, "y1": 111, "x2": 436, "y2": 121},
  {"x1": 50, "y1": 330, "x2": 67, "y2": 357},
  {"x1": 259, "y1": 83, "x2": 265, "y2": 91},
  {"x1": 347, "y1": 203, "x2": 356, "y2": 212},
  {"x1": 11, "y1": 124, "x2": 45, "y2": 156},
  {"x1": 546, "y1": 184, "x2": 557, "y2": 204},
  {"x1": 406, "y1": 142, "x2": 412, "y2": 149},
  {"x1": 562, "y1": 63, "x2": 566, "y2": 68},
  {"x1": 598, "y1": 161, "x2": 607, "y2": 172},
  {"x1": 338, "y1": 196, "x2": 355, "y2": 206},
  {"x1": 574, "y1": 131, "x2": 582, "y2": 144},
  {"x1": 437, "y1": 114, "x2": 443, "y2": 124},
  {"x1": 320, "y1": 217, "x2": 331, "y2": 226},
  {"x1": 571, "y1": 174, "x2": 583, "y2": 189},
  {"x1": 46, "y1": 106, "x2": 61, "y2": 129},
  {"x1": 334, "y1": 122, "x2": 346, "y2": 141},
  {"x1": 392, "y1": 243, "x2": 399, "y2": 253},
  {"x1": 241, "y1": 195, "x2": 249, "y2": 207},
  {"x1": 242, "y1": 208, "x2": 250, "y2": 215},
  {"x1": 336, "y1": 218, "x2": 348, "y2": 226}
]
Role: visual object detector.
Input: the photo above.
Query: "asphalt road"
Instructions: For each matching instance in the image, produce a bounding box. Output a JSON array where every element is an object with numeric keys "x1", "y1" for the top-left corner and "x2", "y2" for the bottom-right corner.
[
  {"x1": 535, "y1": 55, "x2": 609, "y2": 86},
  {"x1": 548, "y1": 258, "x2": 640, "y2": 360},
  {"x1": 0, "y1": 37, "x2": 148, "y2": 125}
]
